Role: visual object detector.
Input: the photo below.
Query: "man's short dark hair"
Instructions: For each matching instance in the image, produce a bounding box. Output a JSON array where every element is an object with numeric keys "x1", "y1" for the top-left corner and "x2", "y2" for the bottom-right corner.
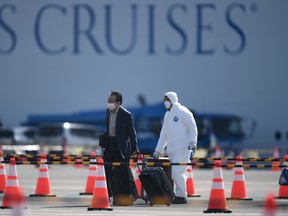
[{"x1": 110, "y1": 90, "x2": 123, "y2": 104}]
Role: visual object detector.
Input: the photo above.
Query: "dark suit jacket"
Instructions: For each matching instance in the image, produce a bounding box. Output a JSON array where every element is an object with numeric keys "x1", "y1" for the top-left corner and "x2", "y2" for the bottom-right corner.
[{"x1": 105, "y1": 106, "x2": 139, "y2": 159}]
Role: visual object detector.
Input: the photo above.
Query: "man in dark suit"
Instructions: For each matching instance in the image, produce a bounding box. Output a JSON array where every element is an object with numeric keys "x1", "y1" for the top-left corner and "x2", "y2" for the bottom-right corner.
[{"x1": 102, "y1": 90, "x2": 139, "y2": 205}]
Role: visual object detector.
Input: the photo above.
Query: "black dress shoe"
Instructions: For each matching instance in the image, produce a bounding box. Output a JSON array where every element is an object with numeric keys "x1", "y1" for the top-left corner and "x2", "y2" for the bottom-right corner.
[{"x1": 172, "y1": 196, "x2": 187, "y2": 204}]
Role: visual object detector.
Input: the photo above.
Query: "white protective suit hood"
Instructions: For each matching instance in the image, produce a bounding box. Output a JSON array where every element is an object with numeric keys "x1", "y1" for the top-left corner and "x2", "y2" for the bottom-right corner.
[{"x1": 164, "y1": 91, "x2": 179, "y2": 105}]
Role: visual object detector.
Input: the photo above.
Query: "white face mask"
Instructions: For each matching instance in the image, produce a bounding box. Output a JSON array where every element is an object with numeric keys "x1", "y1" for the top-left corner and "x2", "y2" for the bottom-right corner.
[
  {"x1": 164, "y1": 101, "x2": 171, "y2": 110},
  {"x1": 107, "y1": 103, "x2": 116, "y2": 110}
]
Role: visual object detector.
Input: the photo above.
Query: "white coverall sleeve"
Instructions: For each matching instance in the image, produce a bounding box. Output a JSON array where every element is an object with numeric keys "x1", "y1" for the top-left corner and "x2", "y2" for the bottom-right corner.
[
  {"x1": 155, "y1": 113, "x2": 168, "y2": 153},
  {"x1": 182, "y1": 109, "x2": 198, "y2": 148}
]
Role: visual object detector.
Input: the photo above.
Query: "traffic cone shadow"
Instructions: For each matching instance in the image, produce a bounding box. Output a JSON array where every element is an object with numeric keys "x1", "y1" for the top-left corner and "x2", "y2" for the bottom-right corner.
[
  {"x1": 1, "y1": 158, "x2": 26, "y2": 209},
  {"x1": 203, "y1": 161, "x2": 232, "y2": 213},
  {"x1": 0, "y1": 151, "x2": 6, "y2": 193},
  {"x1": 29, "y1": 153, "x2": 56, "y2": 197},
  {"x1": 227, "y1": 155, "x2": 253, "y2": 200},
  {"x1": 87, "y1": 158, "x2": 113, "y2": 211},
  {"x1": 79, "y1": 152, "x2": 97, "y2": 195},
  {"x1": 186, "y1": 165, "x2": 201, "y2": 197}
]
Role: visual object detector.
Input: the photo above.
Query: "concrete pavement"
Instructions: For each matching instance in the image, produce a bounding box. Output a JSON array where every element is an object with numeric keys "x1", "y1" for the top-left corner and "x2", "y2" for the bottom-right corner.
[{"x1": 0, "y1": 164, "x2": 288, "y2": 215}]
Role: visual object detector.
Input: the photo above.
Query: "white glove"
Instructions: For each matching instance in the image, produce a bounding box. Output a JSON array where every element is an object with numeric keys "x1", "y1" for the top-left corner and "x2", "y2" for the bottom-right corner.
[
  {"x1": 188, "y1": 141, "x2": 197, "y2": 150},
  {"x1": 153, "y1": 151, "x2": 160, "y2": 159}
]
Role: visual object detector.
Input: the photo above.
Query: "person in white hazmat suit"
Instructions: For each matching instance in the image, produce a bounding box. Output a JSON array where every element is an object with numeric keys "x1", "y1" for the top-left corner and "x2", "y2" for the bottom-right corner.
[{"x1": 153, "y1": 91, "x2": 198, "y2": 204}]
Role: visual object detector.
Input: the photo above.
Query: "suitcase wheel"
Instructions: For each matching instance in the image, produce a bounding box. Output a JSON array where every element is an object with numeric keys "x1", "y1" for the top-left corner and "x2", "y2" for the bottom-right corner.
[{"x1": 149, "y1": 201, "x2": 153, "y2": 206}]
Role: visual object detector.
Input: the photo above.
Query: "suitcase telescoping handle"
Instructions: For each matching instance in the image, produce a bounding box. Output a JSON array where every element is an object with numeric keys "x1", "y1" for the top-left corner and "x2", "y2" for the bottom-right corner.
[{"x1": 134, "y1": 154, "x2": 163, "y2": 174}]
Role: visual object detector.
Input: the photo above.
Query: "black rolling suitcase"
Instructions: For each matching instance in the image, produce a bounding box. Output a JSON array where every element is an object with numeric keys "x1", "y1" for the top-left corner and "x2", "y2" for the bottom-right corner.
[
  {"x1": 110, "y1": 166, "x2": 139, "y2": 206},
  {"x1": 139, "y1": 166, "x2": 175, "y2": 206}
]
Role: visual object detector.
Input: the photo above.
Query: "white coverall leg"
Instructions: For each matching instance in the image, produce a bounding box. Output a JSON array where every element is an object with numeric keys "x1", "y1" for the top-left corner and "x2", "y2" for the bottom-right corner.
[{"x1": 168, "y1": 149, "x2": 190, "y2": 198}]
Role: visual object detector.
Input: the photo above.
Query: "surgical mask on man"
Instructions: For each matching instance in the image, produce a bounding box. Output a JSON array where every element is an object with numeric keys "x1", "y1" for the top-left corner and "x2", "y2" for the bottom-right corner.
[
  {"x1": 164, "y1": 101, "x2": 171, "y2": 110},
  {"x1": 107, "y1": 103, "x2": 116, "y2": 110}
]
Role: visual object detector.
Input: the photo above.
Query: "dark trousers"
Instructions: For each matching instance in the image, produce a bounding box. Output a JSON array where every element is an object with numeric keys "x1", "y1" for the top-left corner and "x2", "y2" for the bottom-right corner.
[{"x1": 103, "y1": 136, "x2": 131, "y2": 197}]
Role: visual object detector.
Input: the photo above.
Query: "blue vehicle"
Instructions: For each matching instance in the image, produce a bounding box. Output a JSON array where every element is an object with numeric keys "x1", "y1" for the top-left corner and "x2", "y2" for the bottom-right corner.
[
  {"x1": 130, "y1": 103, "x2": 255, "y2": 157},
  {"x1": 22, "y1": 103, "x2": 255, "y2": 156},
  {"x1": 195, "y1": 113, "x2": 256, "y2": 157}
]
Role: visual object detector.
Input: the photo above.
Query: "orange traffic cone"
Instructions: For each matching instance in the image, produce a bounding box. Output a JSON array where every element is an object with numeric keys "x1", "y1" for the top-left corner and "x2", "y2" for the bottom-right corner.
[
  {"x1": 272, "y1": 147, "x2": 281, "y2": 171},
  {"x1": 61, "y1": 137, "x2": 70, "y2": 163},
  {"x1": 74, "y1": 156, "x2": 84, "y2": 169},
  {"x1": 186, "y1": 165, "x2": 201, "y2": 197},
  {"x1": 0, "y1": 151, "x2": 6, "y2": 193},
  {"x1": 203, "y1": 161, "x2": 232, "y2": 213},
  {"x1": 1, "y1": 158, "x2": 25, "y2": 209},
  {"x1": 274, "y1": 155, "x2": 288, "y2": 199},
  {"x1": 80, "y1": 152, "x2": 97, "y2": 195},
  {"x1": 214, "y1": 146, "x2": 222, "y2": 166},
  {"x1": 264, "y1": 193, "x2": 277, "y2": 216},
  {"x1": 30, "y1": 153, "x2": 56, "y2": 197},
  {"x1": 88, "y1": 158, "x2": 113, "y2": 211},
  {"x1": 227, "y1": 155, "x2": 252, "y2": 200},
  {"x1": 214, "y1": 146, "x2": 222, "y2": 157}
]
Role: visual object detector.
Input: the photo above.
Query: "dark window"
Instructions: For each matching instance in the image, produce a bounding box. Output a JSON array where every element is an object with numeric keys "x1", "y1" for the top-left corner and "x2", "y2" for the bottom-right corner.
[
  {"x1": 70, "y1": 128, "x2": 99, "y2": 139},
  {"x1": 38, "y1": 127, "x2": 63, "y2": 136},
  {"x1": 150, "y1": 118, "x2": 163, "y2": 135},
  {"x1": 24, "y1": 130, "x2": 36, "y2": 138},
  {"x1": 137, "y1": 117, "x2": 162, "y2": 136},
  {"x1": 211, "y1": 117, "x2": 244, "y2": 139},
  {"x1": 0, "y1": 130, "x2": 14, "y2": 138}
]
